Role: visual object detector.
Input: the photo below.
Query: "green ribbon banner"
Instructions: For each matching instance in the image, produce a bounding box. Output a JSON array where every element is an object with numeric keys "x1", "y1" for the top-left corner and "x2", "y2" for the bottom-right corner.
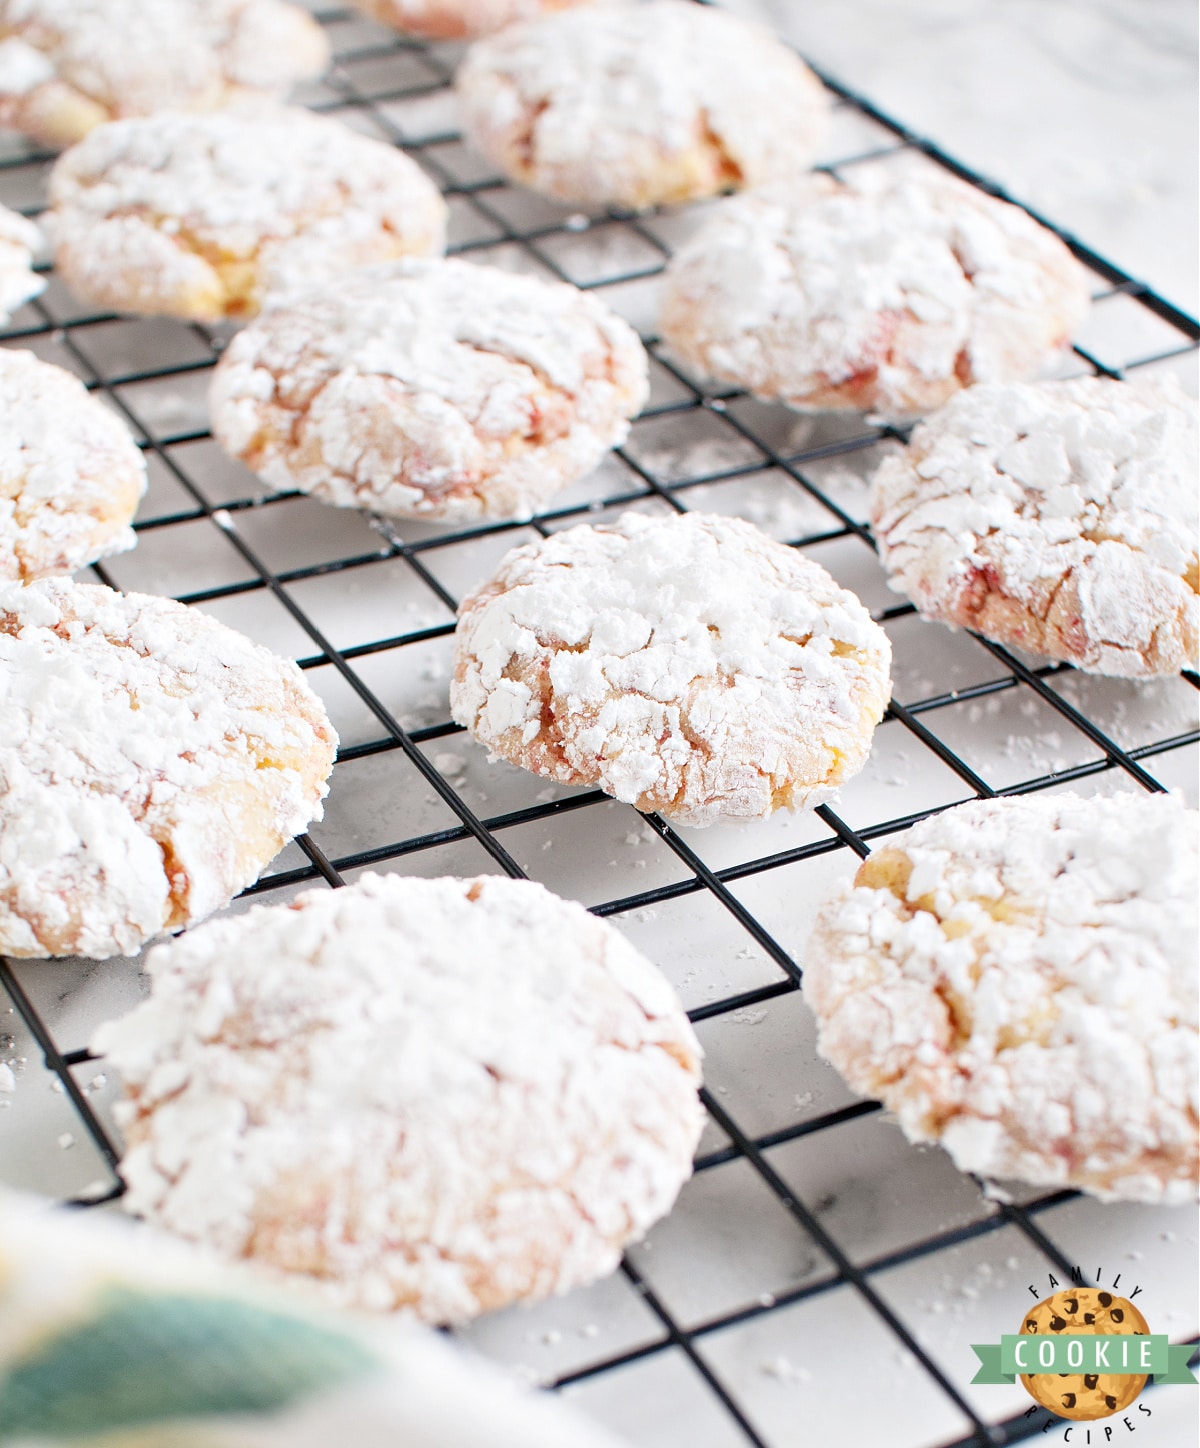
[{"x1": 971, "y1": 1336, "x2": 1199, "y2": 1386}]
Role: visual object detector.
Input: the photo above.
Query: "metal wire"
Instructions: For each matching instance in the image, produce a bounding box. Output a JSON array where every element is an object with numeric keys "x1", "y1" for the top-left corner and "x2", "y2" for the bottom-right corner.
[{"x1": 0, "y1": 6, "x2": 1197, "y2": 1445}]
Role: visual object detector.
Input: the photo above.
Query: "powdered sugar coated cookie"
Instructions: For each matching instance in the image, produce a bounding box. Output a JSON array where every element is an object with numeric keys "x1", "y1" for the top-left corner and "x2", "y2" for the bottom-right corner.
[
  {"x1": 0, "y1": 577, "x2": 337, "y2": 959},
  {"x1": 209, "y1": 258, "x2": 648, "y2": 523},
  {"x1": 660, "y1": 161, "x2": 1091, "y2": 417},
  {"x1": 0, "y1": 0, "x2": 328, "y2": 148},
  {"x1": 46, "y1": 107, "x2": 446, "y2": 322},
  {"x1": 451, "y1": 511, "x2": 892, "y2": 826},
  {"x1": 456, "y1": 0, "x2": 830, "y2": 211},
  {"x1": 350, "y1": 0, "x2": 608, "y2": 41},
  {"x1": 93, "y1": 872, "x2": 704, "y2": 1322},
  {"x1": 0, "y1": 348, "x2": 147, "y2": 582},
  {"x1": 805, "y1": 792, "x2": 1199, "y2": 1204},
  {"x1": 870, "y1": 376, "x2": 1199, "y2": 678},
  {"x1": 0, "y1": 203, "x2": 42, "y2": 321}
]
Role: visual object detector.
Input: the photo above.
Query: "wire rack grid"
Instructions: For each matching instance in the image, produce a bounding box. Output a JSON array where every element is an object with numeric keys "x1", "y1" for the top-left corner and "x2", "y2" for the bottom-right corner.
[{"x1": 0, "y1": 5, "x2": 1197, "y2": 1447}]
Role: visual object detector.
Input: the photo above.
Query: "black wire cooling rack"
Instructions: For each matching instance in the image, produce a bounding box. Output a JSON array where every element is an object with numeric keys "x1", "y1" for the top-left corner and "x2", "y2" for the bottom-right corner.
[{"x1": 0, "y1": 6, "x2": 1197, "y2": 1446}]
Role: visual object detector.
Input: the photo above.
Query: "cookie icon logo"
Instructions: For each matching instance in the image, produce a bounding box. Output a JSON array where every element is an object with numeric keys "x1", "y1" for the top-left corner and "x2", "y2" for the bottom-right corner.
[
  {"x1": 971, "y1": 1274, "x2": 1197, "y2": 1420},
  {"x1": 1019, "y1": 1289, "x2": 1149, "y2": 1421}
]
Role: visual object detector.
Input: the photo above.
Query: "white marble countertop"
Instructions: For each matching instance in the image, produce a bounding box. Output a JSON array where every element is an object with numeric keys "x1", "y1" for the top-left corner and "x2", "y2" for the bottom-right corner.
[{"x1": 727, "y1": 0, "x2": 1199, "y2": 314}]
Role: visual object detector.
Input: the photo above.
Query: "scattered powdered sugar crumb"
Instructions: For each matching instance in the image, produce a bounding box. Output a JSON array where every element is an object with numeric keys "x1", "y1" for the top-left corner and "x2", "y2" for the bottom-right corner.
[
  {"x1": 451, "y1": 511, "x2": 892, "y2": 827},
  {"x1": 761, "y1": 1355, "x2": 812, "y2": 1385},
  {"x1": 805, "y1": 791, "x2": 1199, "y2": 1204},
  {"x1": 871, "y1": 375, "x2": 1199, "y2": 678},
  {"x1": 0, "y1": 576, "x2": 336, "y2": 959},
  {"x1": 93, "y1": 872, "x2": 703, "y2": 1323}
]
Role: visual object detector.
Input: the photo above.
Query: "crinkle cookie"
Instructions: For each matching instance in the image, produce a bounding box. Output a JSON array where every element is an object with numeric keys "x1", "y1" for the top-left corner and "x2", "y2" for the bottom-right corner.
[
  {"x1": 0, "y1": 348, "x2": 146, "y2": 582},
  {"x1": 451, "y1": 511, "x2": 892, "y2": 826},
  {"x1": 659, "y1": 161, "x2": 1091, "y2": 417},
  {"x1": 350, "y1": 0, "x2": 606, "y2": 41},
  {"x1": 46, "y1": 107, "x2": 447, "y2": 322},
  {"x1": 805, "y1": 792, "x2": 1200, "y2": 1204},
  {"x1": 0, "y1": 203, "x2": 42, "y2": 321},
  {"x1": 209, "y1": 258, "x2": 648, "y2": 523},
  {"x1": 0, "y1": 0, "x2": 328, "y2": 149},
  {"x1": 0, "y1": 577, "x2": 337, "y2": 959},
  {"x1": 870, "y1": 376, "x2": 1199, "y2": 678},
  {"x1": 93, "y1": 872, "x2": 704, "y2": 1323},
  {"x1": 456, "y1": 0, "x2": 830, "y2": 211}
]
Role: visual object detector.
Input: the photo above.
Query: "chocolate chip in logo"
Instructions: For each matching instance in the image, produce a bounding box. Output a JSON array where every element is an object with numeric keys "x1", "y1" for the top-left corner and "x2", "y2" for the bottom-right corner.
[
  {"x1": 1025, "y1": 1319, "x2": 1039, "y2": 1332},
  {"x1": 1098, "y1": 1292, "x2": 1113, "y2": 1308},
  {"x1": 1064, "y1": 1298, "x2": 1078, "y2": 1314},
  {"x1": 1062, "y1": 1394, "x2": 1077, "y2": 1410},
  {"x1": 1106, "y1": 1396, "x2": 1118, "y2": 1411},
  {"x1": 1109, "y1": 1308, "x2": 1124, "y2": 1323},
  {"x1": 1084, "y1": 1313, "x2": 1095, "y2": 1325},
  {"x1": 1050, "y1": 1316, "x2": 1067, "y2": 1331},
  {"x1": 1084, "y1": 1374, "x2": 1099, "y2": 1390}
]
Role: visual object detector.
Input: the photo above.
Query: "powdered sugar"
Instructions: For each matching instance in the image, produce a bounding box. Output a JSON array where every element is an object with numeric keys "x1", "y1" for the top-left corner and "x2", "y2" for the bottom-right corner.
[
  {"x1": 46, "y1": 106, "x2": 446, "y2": 321},
  {"x1": 93, "y1": 871, "x2": 703, "y2": 1322},
  {"x1": 805, "y1": 791, "x2": 1199, "y2": 1203},
  {"x1": 871, "y1": 375, "x2": 1199, "y2": 677},
  {"x1": 0, "y1": 203, "x2": 42, "y2": 322},
  {"x1": 451, "y1": 511, "x2": 892, "y2": 826},
  {"x1": 351, "y1": 0, "x2": 607, "y2": 42},
  {"x1": 0, "y1": 348, "x2": 147, "y2": 581},
  {"x1": 209, "y1": 258, "x2": 648, "y2": 523},
  {"x1": 0, "y1": 577, "x2": 336, "y2": 959},
  {"x1": 659, "y1": 159, "x2": 1091, "y2": 417},
  {"x1": 456, "y1": 0, "x2": 830, "y2": 210},
  {"x1": 0, "y1": 0, "x2": 328, "y2": 148}
]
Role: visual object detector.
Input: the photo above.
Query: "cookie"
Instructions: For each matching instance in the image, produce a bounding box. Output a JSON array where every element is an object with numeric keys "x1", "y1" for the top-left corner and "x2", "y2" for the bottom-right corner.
[
  {"x1": 0, "y1": 577, "x2": 337, "y2": 959},
  {"x1": 805, "y1": 792, "x2": 1199, "y2": 1204},
  {"x1": 450, "y1": 511, "x2": 892, "y2": 827},
  {"x1": 208, "y1": 258, "x2": 648, "y2": 523},
  {"x1": 0, "y1": 348, "x2": 147, "y2": 582},
  {"x1": 0, "y1": 0, "x2": 328, "y2": 149},
  {"x1": 659, "y1": 161, "x2": 1091, "y2": 417},
  {"x1": 0, "y1": 204, "x2": 43, "y2": 321},
  {"x1": 92, "y1": 872, "x2": 704, "y2": 1323},
  {"x1": 350, "y1": 0, "x2": 604, "y2": 41},
  {"x1": 46, "y1": 106, "x2": 447, "y2": 322},
  {"x1": 1021, "y1": 1289, "x2": 1150, "y2": 1420},
  {"x1": 456, "y1": 0, "x2": 830, "y2": 211},
  {"x1": 870, "y1": 376, "x2": 1199, "y2": 678}
]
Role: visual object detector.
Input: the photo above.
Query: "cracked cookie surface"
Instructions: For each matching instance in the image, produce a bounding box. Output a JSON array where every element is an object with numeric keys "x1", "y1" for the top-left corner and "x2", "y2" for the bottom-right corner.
[
  {"x1": 46, "y1": 106, "x2": 446, "y2": 322},
  {"x1": 0, "y1": 577, "x2": 337, "y2": 959},
  {"x1": 0, "y1": 0, "x2": 328, "y2": 148},
  {"x1": 93, "y1": 872, "x2": 704, "y2": 1323},
  {"x1": 0, "y1": 348, "x2": 147, "y2": 582},
  {"x1": 870, "y1": 376, "x2": 1199, "y2": 678},
  {"x1": 659, "y1": 160, "x2": 1091, "y2": 418},
  {"x1": 456, "y1": 0, "x2": 829, "y2": 210},
  {"x1": 209, "y1": 258, "x2": 648, "y2": 522},
  {"x1": 451, "y1": 511, "x2": 892, "y2": 827},
  {"x1": 350, "y1": 0, "x2": 608, "y2": 41},
  {"x1": 805, "y1": 792, "x2": 1199, "y2": 1204}
]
